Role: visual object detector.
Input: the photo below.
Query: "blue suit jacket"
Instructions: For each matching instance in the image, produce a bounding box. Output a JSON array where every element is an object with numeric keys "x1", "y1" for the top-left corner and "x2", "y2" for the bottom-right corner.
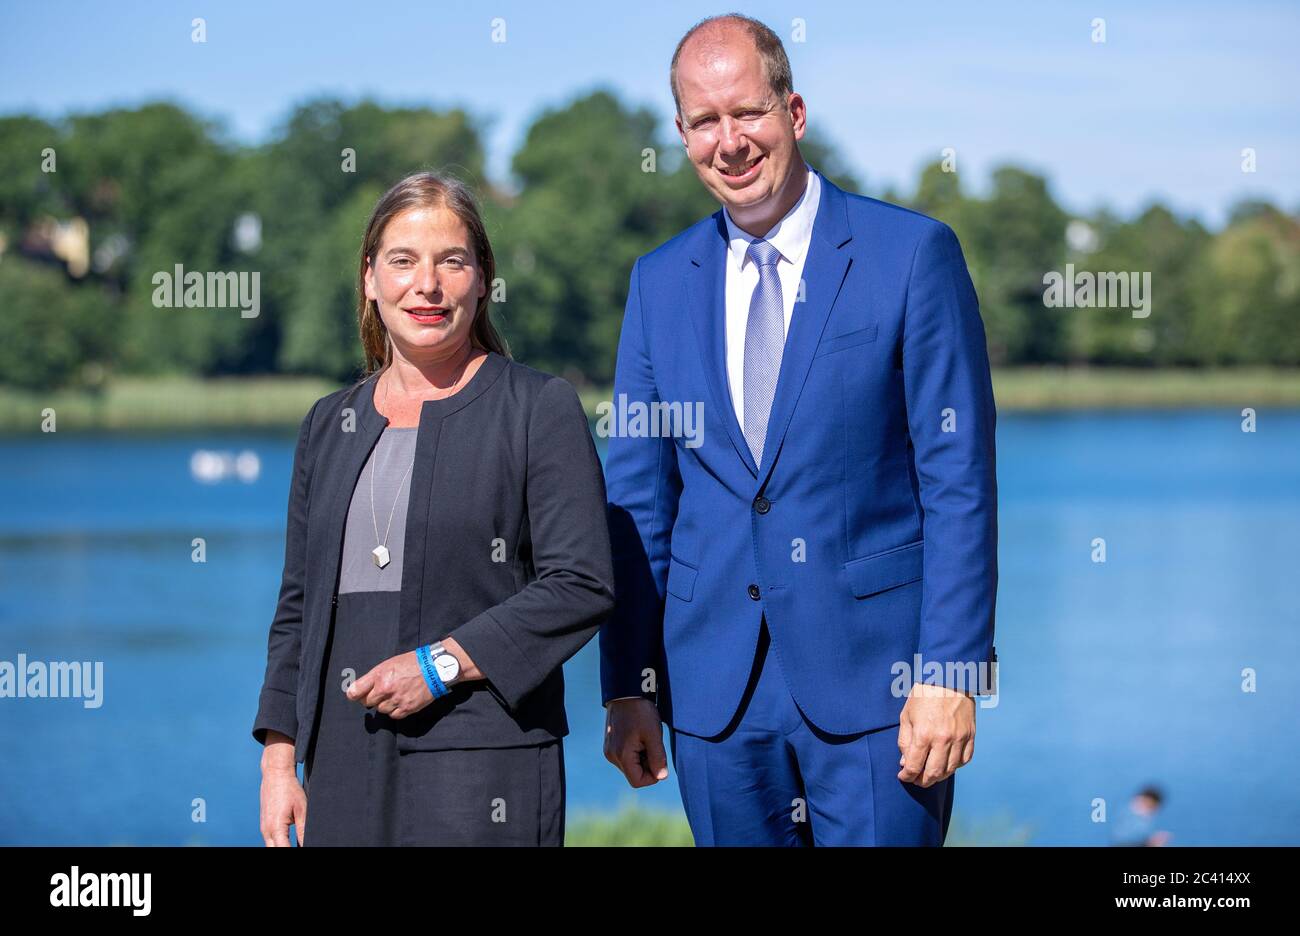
[{"x1": 600, "y1": 169, "x2": 998, "y2": 738}]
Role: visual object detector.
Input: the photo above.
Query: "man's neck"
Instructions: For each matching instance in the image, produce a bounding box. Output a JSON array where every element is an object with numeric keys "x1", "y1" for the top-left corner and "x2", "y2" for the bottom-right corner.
[{"x1": 725, "y1": 157, "x2": 809, "y2": 239}]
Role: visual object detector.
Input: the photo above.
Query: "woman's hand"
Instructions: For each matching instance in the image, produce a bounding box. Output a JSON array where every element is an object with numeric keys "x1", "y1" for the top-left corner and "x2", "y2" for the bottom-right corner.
[
  {"x1": 347, "y1": 639, "x2": 482, "y2": 719},
  {"x1": 259, "y1": 732, "x2": 306, "y2": 846}
]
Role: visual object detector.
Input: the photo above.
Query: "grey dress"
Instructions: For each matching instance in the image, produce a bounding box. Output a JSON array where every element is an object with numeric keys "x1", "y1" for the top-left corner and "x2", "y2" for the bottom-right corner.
[{"x1": 301, "y1": 426, "x2": 564, "y2": 846}]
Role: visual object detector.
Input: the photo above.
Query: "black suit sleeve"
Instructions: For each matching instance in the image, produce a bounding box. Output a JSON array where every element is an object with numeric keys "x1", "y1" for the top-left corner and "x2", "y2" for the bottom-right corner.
[
  {"x1": 449, "y1": 377, "x2": 616, "y2": 712},
  {"x1": 251, "y1": 398, "x2": 320, "y2": 746}
]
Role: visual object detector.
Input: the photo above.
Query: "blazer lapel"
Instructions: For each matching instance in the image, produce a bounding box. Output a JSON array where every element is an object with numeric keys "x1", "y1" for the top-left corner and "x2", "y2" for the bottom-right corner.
[
  {"x1": 756, "y1": 173, "x2": 853, "y2": 490},
  {"x1": 318, "y1": 375, "x2": 388, "y2": 598},
  {"x1": 687, "y1": 212, "x2": 759, "y2": 478}
]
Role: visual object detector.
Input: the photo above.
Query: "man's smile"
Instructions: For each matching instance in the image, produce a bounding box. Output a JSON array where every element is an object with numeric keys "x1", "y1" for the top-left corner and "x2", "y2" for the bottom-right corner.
[{"x1": 716, "y1": 153, "x2": 766, "y2": 183}]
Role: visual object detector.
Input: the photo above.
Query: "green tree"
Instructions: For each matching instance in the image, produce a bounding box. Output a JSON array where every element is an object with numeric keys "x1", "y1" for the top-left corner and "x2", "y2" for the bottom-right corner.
[
  {"x1": 959, "y1": 167, "x2": 1069, "y2": 364},
  {"x1": 911, "y1": 160, "x2": 966, "y2": 229},
  {"x1": 118, "y1": 145, "x2": 270, "y2": 375},
  {"x1": 0, "y1": 256, "x2": 111, "y2": 390},
  {"x1": 1195, "y1": 205, "x2": 1300, "y2": 365},
  {"x1": 279, "y1": 184, "x2": 382, "y2": 380},
  {"x1": 0, "y1": 116, "x2": 68, "y2": 245},
  {"x1": 491, "y1": 90, "x2": 712, "y2": 384},
  {"x1": 1068, "y1": 205, "x2": 1213, "y2": 365}
]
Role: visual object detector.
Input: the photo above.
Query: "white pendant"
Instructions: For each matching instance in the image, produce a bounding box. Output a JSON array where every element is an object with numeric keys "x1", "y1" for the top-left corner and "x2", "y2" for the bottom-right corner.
[{"x1": 372, "y1": 545, "x2": 391, "y2": 568}]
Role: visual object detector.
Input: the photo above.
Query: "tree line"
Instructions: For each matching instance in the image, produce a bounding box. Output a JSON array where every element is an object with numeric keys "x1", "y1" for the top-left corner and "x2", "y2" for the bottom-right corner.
[{"x1": 1, "y1": 91, "x2": 1296, "y2": 392}]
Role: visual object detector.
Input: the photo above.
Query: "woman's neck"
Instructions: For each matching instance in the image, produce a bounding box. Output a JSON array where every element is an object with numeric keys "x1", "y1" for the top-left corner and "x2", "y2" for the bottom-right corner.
[{"x1": 385, "y1": 340, "x2": 481, "y2": 396}]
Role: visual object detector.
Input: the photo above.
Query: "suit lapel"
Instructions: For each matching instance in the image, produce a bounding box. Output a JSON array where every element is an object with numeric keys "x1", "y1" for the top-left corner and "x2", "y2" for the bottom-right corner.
[
  {"x1": 687, "y1": 212, "x2": 759, "y2": 478},
  {"x1": 683, "y1": 172, "x2": 855, "y2": 485},
  {"x1": 756, "y1": 174, "x2": 853, "y2": 489}
]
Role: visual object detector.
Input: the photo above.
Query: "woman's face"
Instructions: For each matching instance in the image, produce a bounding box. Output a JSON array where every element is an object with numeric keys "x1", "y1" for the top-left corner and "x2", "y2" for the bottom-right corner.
[{"x1": 364, "y1": 204, "x2": 487, "y2": 362}]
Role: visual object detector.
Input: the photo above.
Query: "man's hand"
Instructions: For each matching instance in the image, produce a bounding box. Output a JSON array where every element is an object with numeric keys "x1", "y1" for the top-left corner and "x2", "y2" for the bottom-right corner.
[
  {"x1": 604, "y1": 698, "x2": 669, "y2": 787},
  {"x1": 897, "y1": 681, "x2": 976, "y2": 788}
]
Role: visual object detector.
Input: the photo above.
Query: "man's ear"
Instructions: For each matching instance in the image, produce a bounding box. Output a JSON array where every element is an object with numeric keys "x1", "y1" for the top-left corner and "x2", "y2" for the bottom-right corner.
[
  {"x1": 788, "y1": 92, "x2": 807, "y2": 141},
  {"x1": 674, "y1": 114, "x2": 689, "y2": 148}
]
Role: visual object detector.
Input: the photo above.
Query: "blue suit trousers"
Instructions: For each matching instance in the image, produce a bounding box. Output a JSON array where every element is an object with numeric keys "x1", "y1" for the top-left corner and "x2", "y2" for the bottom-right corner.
[{"x1": 669, "y1": 620, "x2": 955, "y2": 846}]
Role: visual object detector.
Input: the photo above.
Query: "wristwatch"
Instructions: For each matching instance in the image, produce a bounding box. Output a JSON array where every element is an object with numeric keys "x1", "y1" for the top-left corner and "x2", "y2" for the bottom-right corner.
[{"x1": 427, "y1": 641, "x2": 461, "y2": 688}]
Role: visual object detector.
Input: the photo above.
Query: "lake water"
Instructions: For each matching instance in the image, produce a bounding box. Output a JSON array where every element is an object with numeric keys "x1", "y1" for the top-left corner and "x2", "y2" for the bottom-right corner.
[{"x1": 1, "y1": 409, "x2": 1297, "y2": 845}]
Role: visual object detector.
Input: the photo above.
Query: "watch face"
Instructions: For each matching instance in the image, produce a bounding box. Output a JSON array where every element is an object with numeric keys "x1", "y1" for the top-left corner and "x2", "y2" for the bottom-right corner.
[{"x1": 434, "y1": 652, "x2": 459, "y2": 682}]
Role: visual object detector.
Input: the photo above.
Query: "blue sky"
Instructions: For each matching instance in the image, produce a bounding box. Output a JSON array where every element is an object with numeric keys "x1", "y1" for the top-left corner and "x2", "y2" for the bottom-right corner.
[{"x1": 2, "y1": 0, "x2": 1296, "y2": 227}]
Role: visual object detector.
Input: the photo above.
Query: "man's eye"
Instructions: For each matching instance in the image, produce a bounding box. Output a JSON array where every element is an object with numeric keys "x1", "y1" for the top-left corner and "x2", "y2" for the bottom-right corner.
[
  {"x1": 694, "y1": 117, "x2": 717, "y2": 128},
  {"x1": 391, "y1": 258, "x2": 412, "y2": 266},
  {"x1": 444, "y1": 257, "x2": 465, "y2": 268}
]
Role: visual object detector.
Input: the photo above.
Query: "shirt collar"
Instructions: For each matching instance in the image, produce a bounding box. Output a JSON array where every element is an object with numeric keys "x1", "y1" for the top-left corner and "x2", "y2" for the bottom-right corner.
[{"x1": 723, "y1": 166, "x2": 821, "y2": 272}]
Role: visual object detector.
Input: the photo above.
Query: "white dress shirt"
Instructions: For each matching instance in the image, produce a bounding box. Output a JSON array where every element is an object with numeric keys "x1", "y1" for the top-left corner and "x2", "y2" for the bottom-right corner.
[{"x1": 722, "y1": 166, "x2": 821, "y2": 434}]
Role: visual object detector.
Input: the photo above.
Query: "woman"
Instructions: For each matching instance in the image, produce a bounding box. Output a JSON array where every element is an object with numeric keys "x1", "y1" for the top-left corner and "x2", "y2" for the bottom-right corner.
[{"x1": 252, "y1": 171, "x2": 614, "y2": 846}]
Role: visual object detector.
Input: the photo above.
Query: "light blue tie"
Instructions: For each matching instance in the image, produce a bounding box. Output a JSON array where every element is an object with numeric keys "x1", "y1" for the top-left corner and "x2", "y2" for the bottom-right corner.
[{"x1": 743, "y1": 237, "x2": 784, "y2": 468}]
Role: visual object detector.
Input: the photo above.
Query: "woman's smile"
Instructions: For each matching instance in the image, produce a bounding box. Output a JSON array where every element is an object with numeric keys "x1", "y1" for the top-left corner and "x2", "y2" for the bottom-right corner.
[{"x1": 404, "y1": 305, "x2": 449, "y2": 324}]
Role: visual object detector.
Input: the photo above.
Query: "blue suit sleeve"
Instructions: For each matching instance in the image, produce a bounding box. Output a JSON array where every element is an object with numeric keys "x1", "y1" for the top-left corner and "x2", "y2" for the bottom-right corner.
[
  {"x1": 901, "y1": 223, "x2": 999, "y2": 696},
  {"x1": 600, "y1": 258, "x2": 683, "y2": 704}
]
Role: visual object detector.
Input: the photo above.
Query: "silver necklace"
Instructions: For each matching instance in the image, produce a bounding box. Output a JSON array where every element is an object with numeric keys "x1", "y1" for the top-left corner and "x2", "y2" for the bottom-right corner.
[{"x1": 369, "y1": 375, "x2": 416, "y2": 569}]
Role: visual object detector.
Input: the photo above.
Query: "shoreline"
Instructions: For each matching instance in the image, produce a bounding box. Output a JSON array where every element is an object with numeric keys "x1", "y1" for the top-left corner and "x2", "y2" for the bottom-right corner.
[{"x1": 1, "y1": 367, "x2": 1298, "y2": 433}]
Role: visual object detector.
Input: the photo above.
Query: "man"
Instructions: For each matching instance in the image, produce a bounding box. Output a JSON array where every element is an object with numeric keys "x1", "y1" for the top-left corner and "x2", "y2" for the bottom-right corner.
[
  {"x1": 600, "y1": 13, "x2": 998, "y2": 846},
  {"x1": 1109, "y1": 786, "x2": 1171, "y2": 847}
]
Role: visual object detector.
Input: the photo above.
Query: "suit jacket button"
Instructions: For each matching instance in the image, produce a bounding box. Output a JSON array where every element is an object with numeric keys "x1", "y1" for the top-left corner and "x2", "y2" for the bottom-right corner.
[
  {"x1": 754, "y1": 495, "x2": 770, "y2": 514},
  {"x1": 747, "y1": 584, "x2": 761, "y2": 600}
]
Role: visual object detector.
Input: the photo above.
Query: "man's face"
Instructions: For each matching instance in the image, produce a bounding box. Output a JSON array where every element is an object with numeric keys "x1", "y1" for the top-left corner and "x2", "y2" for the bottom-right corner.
[
  {"x1": 1133, "y1": 795, "x2": 1159, "y2": 815},
  {"x1": 674, "y1": 31, "x2": 806, "y2": 218}
]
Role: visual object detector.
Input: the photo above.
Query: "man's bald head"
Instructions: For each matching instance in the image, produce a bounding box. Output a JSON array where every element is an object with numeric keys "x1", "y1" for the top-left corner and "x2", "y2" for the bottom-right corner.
[{"x1": 670, "y1": 14, "x2": 793, "y2": 118}]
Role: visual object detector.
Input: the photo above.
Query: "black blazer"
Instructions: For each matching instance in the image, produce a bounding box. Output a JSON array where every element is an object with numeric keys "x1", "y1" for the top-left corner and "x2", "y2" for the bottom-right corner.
[{"x1": 251, "y1": 351, "x2": 615, "y2": 763}]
